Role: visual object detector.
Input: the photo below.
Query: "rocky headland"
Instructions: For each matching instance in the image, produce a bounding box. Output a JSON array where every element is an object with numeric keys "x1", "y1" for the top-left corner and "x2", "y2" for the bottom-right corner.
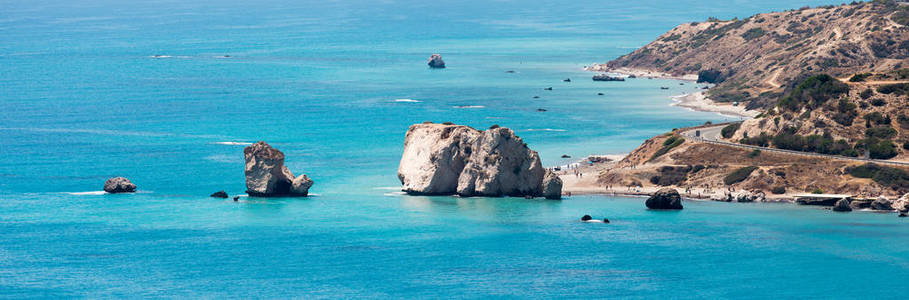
[
  {"x1": 397, "y1": 122, "x2": 562, "y2": 199},
  {"x1": 568, "y1": 1, "x2": 909, "y2": 215}
]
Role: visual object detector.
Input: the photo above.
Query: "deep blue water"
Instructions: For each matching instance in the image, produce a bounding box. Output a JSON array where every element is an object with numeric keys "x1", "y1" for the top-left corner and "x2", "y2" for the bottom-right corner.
[{"x1": 2, "y1": 0, "x2": 907, "y2": 298}]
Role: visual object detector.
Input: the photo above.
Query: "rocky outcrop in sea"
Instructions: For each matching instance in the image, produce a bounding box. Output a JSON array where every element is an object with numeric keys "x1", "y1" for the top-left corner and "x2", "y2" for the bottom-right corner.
[
  {"x1": 428, "y1": 54, "x2": 445, "y2": 68},
  {"x1": 645, "y1": 188, "x2": 683, "y2": 209},
  {"x1": 104, "y1": 177, "x2": 136, "y2": 193},
  {"x1": 397, "y1": 123, "x2": 561, "y2": 199},
  {"x1": 244, "y1": 141, "x2": 313, "y2": 197}
]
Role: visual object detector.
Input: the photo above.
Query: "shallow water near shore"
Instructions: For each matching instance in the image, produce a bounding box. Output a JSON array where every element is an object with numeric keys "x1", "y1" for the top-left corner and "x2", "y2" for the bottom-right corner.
[{"x1": 1, "y1": 0, "x2": 906, "y2": 297}]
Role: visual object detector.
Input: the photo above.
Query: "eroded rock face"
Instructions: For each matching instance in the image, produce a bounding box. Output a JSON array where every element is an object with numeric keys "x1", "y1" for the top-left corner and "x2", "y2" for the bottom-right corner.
[
  {"x1": 542, "y1": 171, "x2": 563, "y2": 200},
  {"x1": 397, "y1": 123, "x2": 560, "y2": 199},
  {"x1": 244, "y1": 141, "x2": 313, "y2": 197},
  {"x1": 893, "y1": 194, "x2": 909, "y2": 212},
  {"x1": 291, "y1": 174, "x2": 314, "y2": 196},
  {"x1": 870, "y1": 196, "x2": 893, "y2": 211},
  {"x1": 646, "y1": 188, "x2": 683, "y2": 209},
  {"x1": 457, "y1": 127, "x2": 546, "y2": 197},
  {"x1": 428, "y1": 54, "x2": 446, "y2": 68},
  {"x1": 104, "y1": 177, "x2": 136, "y2": 193}
]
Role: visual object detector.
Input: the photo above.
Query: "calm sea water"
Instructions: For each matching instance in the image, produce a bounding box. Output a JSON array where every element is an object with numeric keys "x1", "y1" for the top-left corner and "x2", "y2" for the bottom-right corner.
[{"x1": 2, "y1": 0, "x2": 907, "y2": 298}]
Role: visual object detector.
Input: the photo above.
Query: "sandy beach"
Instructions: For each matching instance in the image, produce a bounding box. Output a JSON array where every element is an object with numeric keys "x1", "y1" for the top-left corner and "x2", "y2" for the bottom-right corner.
[
  {"x1": 671, "y1": 92, "x2": 760, "y2": 118},
  {"x1": 585, "y1": 66, "x2": 760, "y2": 119},
  {"x1": 584, "y1": 65, "x2": 698, "y2": 81}
]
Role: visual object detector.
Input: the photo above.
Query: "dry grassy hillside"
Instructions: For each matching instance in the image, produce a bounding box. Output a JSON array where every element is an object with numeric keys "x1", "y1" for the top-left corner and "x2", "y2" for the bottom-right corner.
[
  {"x1": 597, "y1": 132, "x2": 909, "y2": 197},
  {"x1": 594, "y1": 1, "x2": 909, "y2": 110}
]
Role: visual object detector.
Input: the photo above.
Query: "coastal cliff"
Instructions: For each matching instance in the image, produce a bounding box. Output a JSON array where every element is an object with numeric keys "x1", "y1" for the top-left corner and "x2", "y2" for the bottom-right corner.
[
  {"x1": 398, "y1": 123, "x2": 561, "y2": 199},
  {"x1": 590, "y1": 1, "x2": 909, "y2": 110}
]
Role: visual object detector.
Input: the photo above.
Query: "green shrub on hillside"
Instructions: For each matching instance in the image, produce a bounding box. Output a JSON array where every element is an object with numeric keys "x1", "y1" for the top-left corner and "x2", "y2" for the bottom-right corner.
[
  {"x1": 877, "y1": 83, "x2": 909, "y2": 95},
  {"x1": 724, "y1": 166, "x2": 759, "y2": 185},
  {"x1": 865, "y1": 126, "x2": 897, "y2": 139},
  {"x1": 868, "y1": 140, "x2": 898, "y2": 159},
  {"x1": 721, "y1": 123, "x2": 741, "y2": 138},
  {"x1": 849, "y1": 73, "x2": 872, "y2": 82},
  {"x1": 741, "y1": 28, "x2": 766, "y2": 41},
  {"x1": 833, "y1": 99, "x2": 858, "y2": 126},
  {"x1": 778, "y1": 74, "x2": 849, "y2": 111},
  {"x1": 847, "y1": 163, "x2": 909, "y2": 191},
  {"x1": 650, "y1": 136, "x2": 685, "y2": 161}
]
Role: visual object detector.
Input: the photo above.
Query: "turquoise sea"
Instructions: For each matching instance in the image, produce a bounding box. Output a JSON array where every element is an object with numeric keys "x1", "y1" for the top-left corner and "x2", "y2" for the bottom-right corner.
[{"x1": 2, "y1": 0, "x2": 908, "y2": 298}]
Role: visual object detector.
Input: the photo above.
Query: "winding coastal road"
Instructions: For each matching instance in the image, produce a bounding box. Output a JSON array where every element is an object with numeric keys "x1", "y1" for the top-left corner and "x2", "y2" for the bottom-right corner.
[{"x1": 679, "y1": 123, "x2": 909, "y2": 167}]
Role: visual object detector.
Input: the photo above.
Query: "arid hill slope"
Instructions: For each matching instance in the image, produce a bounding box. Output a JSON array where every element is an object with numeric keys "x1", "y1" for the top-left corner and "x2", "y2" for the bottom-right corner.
[{"x1": 591, "y1": 1, "x2": 909, "y2": 110}]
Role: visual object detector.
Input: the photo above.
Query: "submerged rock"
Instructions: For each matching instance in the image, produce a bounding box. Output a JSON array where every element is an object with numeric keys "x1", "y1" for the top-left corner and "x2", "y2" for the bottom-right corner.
[
  {"x1": 581, "y1": 215, "x2": 592, "y2": 221},
  {"x1": 103, "y1": 177, "x2": 136, "y2": 193},
  {"x1": 833, "y1": 199, "x2": 852, "y2": 212},
  {"x1": 397, "y1": 123, "x2": 561, "y2": 199},
  {"x1": 645, "y1": 188, "x2": 683, "y2": 209},
  {"x1": 244, "y1": 141, "x2": 313, "y2": 197},
  {"x1": 428, "y1": 54, "x2": 445, "y2": 68},
  {"x1": 210, "y1": 190, "x2": 229, "y2": 198}
]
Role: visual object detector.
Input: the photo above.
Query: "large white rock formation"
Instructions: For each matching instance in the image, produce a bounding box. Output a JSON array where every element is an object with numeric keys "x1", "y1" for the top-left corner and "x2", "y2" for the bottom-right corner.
[
  {"x1": 244, "y1": 141, "x2": 313, "y2": 197},
  {"x1": 397, "y1": 123, "x2": 561, "y2": 199}
]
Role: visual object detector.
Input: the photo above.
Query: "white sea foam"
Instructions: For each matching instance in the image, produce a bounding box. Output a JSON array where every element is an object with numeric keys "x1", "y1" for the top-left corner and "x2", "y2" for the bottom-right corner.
[
  {"x1": 150, "y1": 55, "x2": 172, "y2": 58},
  {"x1": 394, "y1": 99, "x2": 421, "y2": 103},
  {"x1": 373, "y1": 186, "x2": 404, "y2": 190},
  {"x1": 524, "y1": 128, "x2": 567, "y2": 132},
  {"x1": 453, "y1": 105, "x2": 485, "y2": 109},
  {"x1": 384, "y1": 192, "x2": 407, "y2": 196},
  {"x1": 214, "y1": 141, "x2": 253, "y2": 146},
  {"x1": 67, "y1": 191, "x2": 107, "y2": 195}
]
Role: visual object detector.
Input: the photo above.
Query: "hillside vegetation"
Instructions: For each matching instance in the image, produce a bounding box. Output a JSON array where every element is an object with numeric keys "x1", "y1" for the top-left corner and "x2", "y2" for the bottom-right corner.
[{"x1": 594, "y1": 0, "x2": 909, "y2": 110}]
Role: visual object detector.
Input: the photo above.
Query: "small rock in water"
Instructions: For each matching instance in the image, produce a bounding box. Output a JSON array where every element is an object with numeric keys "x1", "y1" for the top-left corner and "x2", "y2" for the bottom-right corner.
[
  {"x1": 561, "y1": 154, "x2": 571, "y2": 158},
  {"x1": 104, "y1": 177, "x2": 136, "y2": 193},
  {"x1": 899, "y1": 212, "x2": 907, "y2": 218},
  {"x1": 563, "y1": 78, "x2": 571, "y2": 82},
  {"x1": 544, "y1": 87, "x2": 553, "y2": 90},
  {"x1": 581, "y1": 215, "x2": 592, "y2": 221},
  {"x1": 532, "y1": 96, "x2": 540, "y2": 99},
  {"x1": 537, "y1": 108, "x2": 547, "y2": 112},
  {"x1": 427, "y1": 54, "x2": 446, "y2": 68},
  {"x1": 505, "y1": 70, "x2": 516, "y2": 73},
  {"x1": 210, "y1": 190, "x2": 229, "y2": 198},
  {"x1": 603, "y1": 218, "x2": 610, "y2": 223},
  {"x1": 233, "y1": 196, "x2": 239, "y2": 201},
  {"x1": 627, "y1": 74, "x2": 637, "y2": 79},
  {"x1": 660, "y1": 87, "x2": 669, "y2": 90},
  {"x1": 597, "y1": 93, "x2": 604, "y2": 95},
  {"x1": 679, "y1": 83, "x2": 684, "y2": 85}
]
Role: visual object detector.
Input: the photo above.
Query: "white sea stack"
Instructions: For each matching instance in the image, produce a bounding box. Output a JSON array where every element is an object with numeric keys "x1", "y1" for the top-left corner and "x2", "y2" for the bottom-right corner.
[
  {"x1": 397, "y1": 123, "x2": 561, "y2": 199},
  {"x1": 244, "y1": 141, "x2": 313, "y2": 197}
]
